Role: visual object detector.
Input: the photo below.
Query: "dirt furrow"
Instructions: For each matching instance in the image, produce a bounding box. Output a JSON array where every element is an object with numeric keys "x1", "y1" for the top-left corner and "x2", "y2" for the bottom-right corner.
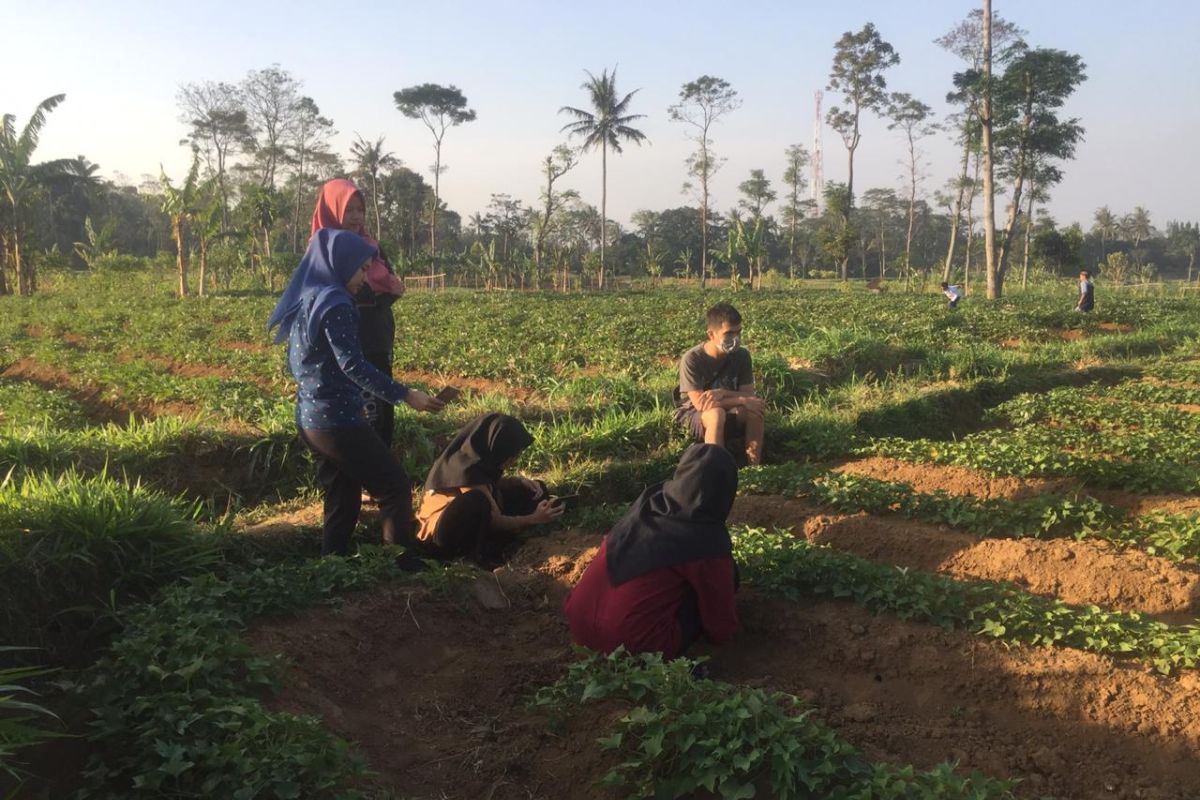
[
  {"x1": 249, "y1": 577, "x2": 612, "y2": 800},
  {"x1": 253, "y1": 530, "x2": 1200, "y2": 799},
  {"x1": 2, "y1": 357, "x2": 142, "y2": 425},
  {"x1": 730, "y1": 495, "x2": 1200, "y2": 619},
  {"x1": 833, "y1": 456, "x2": 1079, "y2": 500},
  {"x1": 708, "y1": 595, "x2": 1200, "y2": 799}
]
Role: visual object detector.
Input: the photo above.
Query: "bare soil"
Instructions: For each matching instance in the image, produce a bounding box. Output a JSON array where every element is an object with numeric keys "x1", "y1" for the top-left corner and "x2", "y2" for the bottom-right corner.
[
  {"x1": 392, "y1": 368, "x2": 542, "y2": 404},
  {"x1": 836, "y1": 457, "x2": 1200, "y2": 516},
  {"x1": 730, "y1": 495, "x2": 1200, "y2": 619},
  {"x1": 833, "y1": 456, "x2": 1078, "y2": 500},
  {"x1": 248, "y1": 530, "x2": 614, "y2": 800},
  {"x1": 711, "y1": 595, "x2": 1200, "y2": 800},
  {"x1": 250, "y1": 528, "x2": 1200, "y2": 800}
]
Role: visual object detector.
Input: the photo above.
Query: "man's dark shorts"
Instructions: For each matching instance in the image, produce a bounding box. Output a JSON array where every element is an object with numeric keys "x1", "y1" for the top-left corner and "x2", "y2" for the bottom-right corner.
[{"x1": 681, "y1": 407, "x2": 748, "y2": 441}]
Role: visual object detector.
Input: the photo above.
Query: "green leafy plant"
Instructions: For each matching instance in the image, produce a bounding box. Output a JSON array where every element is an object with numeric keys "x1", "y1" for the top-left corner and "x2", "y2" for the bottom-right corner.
[
  {"x1": 535, "y1": 649, "x2": 1019, "y2": 799},
  {"x1": 733, "y1": 527, "x2": 1200, "y2": 674},
  {"x1": 0, "y1": 648, "x2": 59, "y2": 782},
  {"x1": 67, "y1": 551, "x2": 404, "y2": 799}
]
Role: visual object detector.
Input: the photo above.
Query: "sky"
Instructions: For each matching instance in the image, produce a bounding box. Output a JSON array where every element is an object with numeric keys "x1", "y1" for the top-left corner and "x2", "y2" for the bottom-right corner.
[{"x1": 3, "y1": 0, "x2": 1198, "y2": 231}]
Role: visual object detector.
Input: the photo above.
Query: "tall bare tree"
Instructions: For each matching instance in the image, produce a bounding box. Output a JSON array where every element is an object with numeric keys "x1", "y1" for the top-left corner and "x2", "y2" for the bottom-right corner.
[
  {"x1": 241, "y1": 65, "x2": 301, "y2": 190},
  {"x1": 285, "y1": 96, "x2": 335, "y2": 251},
  {"x1": 781, "y1": 144, "x2": 811, "y2": 279},
  {"x1": 394, "y1": 83, "x2": 476, "y2": 269},
  {"x1": 826, "y1": 22, "x2": 900, "y2": 279},
  {"x1": 533, "y1": 144, "x2": 579, "y2": 280},
  {"x1": 886, "y1": 92, "x2": 937, "y2": 286},
  {"x1": 980, "y1": 0, "x2": 999, "y2": 298},
  {"x1": 177, "y1": 81, "x2": 250, "y2": 231},
  {"x1": 668, "y1": 75, "x2": 740, "y2": 287},
  {"x1": 936, "y1": 8, "x2": 1024, "y2": 282}
]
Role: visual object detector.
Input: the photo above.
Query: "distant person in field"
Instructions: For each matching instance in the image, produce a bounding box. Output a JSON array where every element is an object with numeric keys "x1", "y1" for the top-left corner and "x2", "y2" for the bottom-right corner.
[
  {"x1": 417, "y1": 413, "x2": 563, "y2": 565},
  {"x1": 1076, "y1": 270, "x2": 1095, "y2": 313},
  {"x1": 564, "y1": 444, "x2": 740, "y2": 660},
  {"x1": 940, "y1": 281, "x2": 962, "y2": 310},
  {"x1": 268, "y1": 229, "x2": 444, "y2": 557},
  {"x1": 674, "y1": 302, "x2": 765, "y2": 465},
  {"x1": 310, "y1": 179, "x2": 405, "y2": 449}
]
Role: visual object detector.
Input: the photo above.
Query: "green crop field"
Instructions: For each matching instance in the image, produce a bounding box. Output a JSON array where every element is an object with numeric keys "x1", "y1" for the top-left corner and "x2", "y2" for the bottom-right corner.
[{"x1": 4, "y1": 272, "x2": 1200, "y2": 799}]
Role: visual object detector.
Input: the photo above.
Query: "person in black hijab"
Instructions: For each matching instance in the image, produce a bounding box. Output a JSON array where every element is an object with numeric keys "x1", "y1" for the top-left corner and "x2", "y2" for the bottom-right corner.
[
  {"x1": 564, "y1": 444, "x2": 740, "y2": 659},
  {"x1": 416, "y1": 413, "x2": 563, "y2": 564}
]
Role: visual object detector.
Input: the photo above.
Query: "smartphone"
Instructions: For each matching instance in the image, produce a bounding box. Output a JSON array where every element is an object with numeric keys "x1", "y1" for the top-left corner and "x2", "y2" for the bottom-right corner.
[
  {"x1": 549, "y1": 493, "x2": 579, "y2": 510},
  {"x1": 434, "y1": 386, "x2": 461, "y2": 404}
]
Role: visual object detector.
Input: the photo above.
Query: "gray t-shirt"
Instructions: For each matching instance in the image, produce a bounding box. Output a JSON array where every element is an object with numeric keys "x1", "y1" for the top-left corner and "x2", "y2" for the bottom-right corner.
[{"x1": 676, "y1": 344, "x2": 754, "y2": 413}]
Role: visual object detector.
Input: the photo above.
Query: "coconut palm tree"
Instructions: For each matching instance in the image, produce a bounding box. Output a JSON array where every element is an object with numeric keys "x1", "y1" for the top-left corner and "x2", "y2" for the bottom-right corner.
[
  {"x1": 559, "y1": 68, "x2": 647, "y2": 288},
  {"x1": 1126, "y1": 206, "x2": 1153, "y2": 250},
  {"x1": 0, "y1": 94, "x2": 74, "y2": 295},
  {"x1": 1092, "y1": 206, "x2": 1118, "y2": 265},
  {"x1": 349, "y1": 134, "x2": 399, "y2": 235}
]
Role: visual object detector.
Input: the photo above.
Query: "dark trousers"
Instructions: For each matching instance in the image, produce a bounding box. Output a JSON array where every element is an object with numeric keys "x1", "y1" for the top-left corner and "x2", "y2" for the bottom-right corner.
[
  {"x1": 429, "y1": 478, "x2": 545, "y2": 563},
  {"x1": 676, "y1": 563, "x2": 738, "y2": 656},
  {"x1": 299, "y1": 426, "x2": 413, "y2": 556},
  {"x1": 677, "y1": 588, "x2": 703, "y2": 654},
  {"x1": 363, "y1": 351, "x2": 395, "y2": 447}
]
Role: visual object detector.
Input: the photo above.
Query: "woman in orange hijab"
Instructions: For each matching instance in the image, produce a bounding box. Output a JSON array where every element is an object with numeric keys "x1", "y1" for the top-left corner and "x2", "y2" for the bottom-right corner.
[{"x1": 310, "y1": 178, "x2": 405, "y2": 446}]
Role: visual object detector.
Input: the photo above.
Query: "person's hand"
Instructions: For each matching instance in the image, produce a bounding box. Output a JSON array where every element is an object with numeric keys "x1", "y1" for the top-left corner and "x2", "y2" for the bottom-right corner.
[
  {"x1": 530, "y1": 499, "x2": 565, "y2": 525},
  {"x1": 694, "y1": 390, "x2": 716, "y2": 412},
  {"x1": 738, "y1": 396, "x2": 766, "y2": 416},
  {"x1": 403, "y1": 389, "x2": 445, "y2": 413},
  {"x1": 519, "y1": 477, "x2": 545, "y2": 500}
]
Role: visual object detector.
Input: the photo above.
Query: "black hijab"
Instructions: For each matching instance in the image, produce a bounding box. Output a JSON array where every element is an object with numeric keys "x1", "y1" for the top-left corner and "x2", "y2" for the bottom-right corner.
[
  {"x1": 605, "y1": 444, "x2": 739, "y2": 586},
  {"x1": 424, "y1": 413, "x2": 535, "y2": 492}
]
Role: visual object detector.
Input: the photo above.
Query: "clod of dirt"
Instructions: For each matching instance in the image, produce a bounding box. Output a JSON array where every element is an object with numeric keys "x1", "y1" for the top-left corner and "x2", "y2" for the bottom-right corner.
[{"x1": 473, "y1": 575, "x2": 512, "y2": 610}]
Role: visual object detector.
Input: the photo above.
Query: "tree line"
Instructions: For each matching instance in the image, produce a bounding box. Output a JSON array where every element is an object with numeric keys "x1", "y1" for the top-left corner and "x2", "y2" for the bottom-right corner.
[{"x1": 2, "y1": 4, "x2": 1197, "y2": 298}]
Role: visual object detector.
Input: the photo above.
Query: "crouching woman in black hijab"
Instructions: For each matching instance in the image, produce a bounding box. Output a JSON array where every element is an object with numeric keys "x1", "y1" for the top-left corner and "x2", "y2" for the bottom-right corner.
[
  {"x1": 563, "y1": 444, "x2": 739, "y2": 659},
  {"x1": 416, "y1": 413, "x2": 563, "y2": 564}
]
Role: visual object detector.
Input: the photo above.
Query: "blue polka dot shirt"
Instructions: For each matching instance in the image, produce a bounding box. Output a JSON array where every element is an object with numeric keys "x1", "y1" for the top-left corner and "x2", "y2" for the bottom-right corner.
[{"x1": 287, "y1": 303, "x2": 409, "y2": 430}]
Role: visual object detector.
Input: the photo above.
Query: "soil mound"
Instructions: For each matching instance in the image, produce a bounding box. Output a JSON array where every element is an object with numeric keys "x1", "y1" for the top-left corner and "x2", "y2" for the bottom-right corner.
[
  {"x1": 731, "y1": 495, "x2": 1200, "y2": 618},
  {"x1": 833, "y1": 456, "x2": 1077, "y2": 501}
]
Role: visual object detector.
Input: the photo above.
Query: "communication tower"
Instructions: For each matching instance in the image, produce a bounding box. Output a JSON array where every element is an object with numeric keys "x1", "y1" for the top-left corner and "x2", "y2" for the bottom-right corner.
[{"x1": 811, "y1": 90, "x2": 825, "y2": 216}]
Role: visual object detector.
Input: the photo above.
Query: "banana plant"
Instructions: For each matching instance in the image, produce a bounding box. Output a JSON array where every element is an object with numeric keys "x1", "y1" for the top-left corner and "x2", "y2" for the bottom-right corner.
[
  {"x1": 469, "y1": 239, "x2": 499, "y2": 289},
  {"x1": 159, "y1": 155, "x2": 201, "y2": 298},
  {"x1": 734, "y1": 217, "x2": 768, "y2": 290},
  {"x1": 643, "y1": 240, "x2": 664, "y2": 287},
  {"x1": 72, "y1": 216, "x2": 118, "y2": 269}
]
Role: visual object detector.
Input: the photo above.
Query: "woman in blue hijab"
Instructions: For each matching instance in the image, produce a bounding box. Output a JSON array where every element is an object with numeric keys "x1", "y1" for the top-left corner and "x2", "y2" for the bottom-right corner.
[{"x1": 269, "y1": 228, "x2": 444, "y2": 555}]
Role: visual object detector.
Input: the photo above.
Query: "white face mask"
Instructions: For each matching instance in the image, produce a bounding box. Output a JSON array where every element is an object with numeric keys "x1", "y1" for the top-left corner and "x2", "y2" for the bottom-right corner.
[{"x1": 719, "y1": 334, "x2": 741, "y2": 354}]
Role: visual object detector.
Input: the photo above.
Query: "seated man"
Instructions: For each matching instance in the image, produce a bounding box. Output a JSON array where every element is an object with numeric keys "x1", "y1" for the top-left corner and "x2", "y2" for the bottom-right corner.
[{"x1": 674, "y1": 302, "x2": 764, "y2": 465}]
